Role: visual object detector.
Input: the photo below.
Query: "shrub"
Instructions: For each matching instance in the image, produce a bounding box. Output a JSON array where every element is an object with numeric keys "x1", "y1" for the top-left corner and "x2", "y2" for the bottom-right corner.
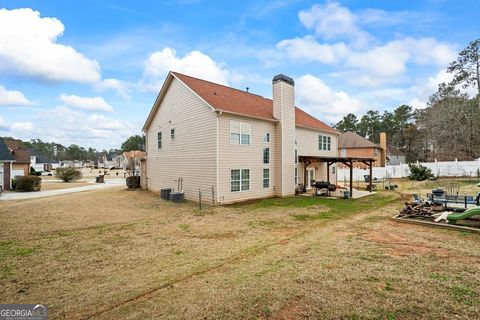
[
  {"x1": 126, "y1": 176, "x2": 140, "y2": 189},
  {"x1": 15, "y1": 175, "x2": 41, "y2": 192},
  {"x1": 408, "y1": 163, "x2": 433, "y2": 181},
  {"x1": 55, "y1": 167, "x2": 82, "y2": 182}
]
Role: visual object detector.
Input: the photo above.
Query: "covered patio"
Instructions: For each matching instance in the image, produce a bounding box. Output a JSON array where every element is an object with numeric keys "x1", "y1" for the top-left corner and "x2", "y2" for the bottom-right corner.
[{"x1": 298, "y1": 155, "x2": 376, "y2": 198}]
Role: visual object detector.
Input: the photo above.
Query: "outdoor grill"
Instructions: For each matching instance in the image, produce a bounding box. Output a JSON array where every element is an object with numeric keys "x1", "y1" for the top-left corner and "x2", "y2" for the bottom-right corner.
[{"x1": 313, "y1": 181, "x2": 336, "y2": 192}]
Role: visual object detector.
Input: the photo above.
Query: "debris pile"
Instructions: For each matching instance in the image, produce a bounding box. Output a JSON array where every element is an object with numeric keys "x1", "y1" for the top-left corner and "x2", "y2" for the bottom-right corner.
[{"x1": 398, "y1": 202, "x2": 434, "y2": 218}]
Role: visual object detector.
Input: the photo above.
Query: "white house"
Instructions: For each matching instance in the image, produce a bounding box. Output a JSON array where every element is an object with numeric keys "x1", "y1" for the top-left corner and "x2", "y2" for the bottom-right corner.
[{"x1": 142, "y1": 72, "x2": 343, "y2": 203}]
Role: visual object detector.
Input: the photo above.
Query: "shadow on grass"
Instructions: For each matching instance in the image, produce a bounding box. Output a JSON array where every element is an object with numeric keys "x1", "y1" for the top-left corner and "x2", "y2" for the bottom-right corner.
[{"x1": 237, "y1": 193, "x2": 398, "y2": 221}]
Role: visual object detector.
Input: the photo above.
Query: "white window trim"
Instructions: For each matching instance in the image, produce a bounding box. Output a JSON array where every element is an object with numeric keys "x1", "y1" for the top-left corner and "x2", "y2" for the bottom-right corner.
[
  {"x1": 318, "y1": 135, "x2": 331, "y2": 151},
  {"x1": 263, "y1": 168, "x2": 270, "y2": 189},
  {"x1": 230, "y1": 168, "x2": 251, "y2": 193},
  {"x1": 263, "y1": 147, "x2": 270, "y2": 165},
  {"x1": 230, "y1": 120, "x2": 251, "y2": 145},
  {"x1": 157, "y1": 131, "x2": 162, "y2": 149},
  {"x1": 263, "y1": 133, "x2": 270, "y2": 144}
]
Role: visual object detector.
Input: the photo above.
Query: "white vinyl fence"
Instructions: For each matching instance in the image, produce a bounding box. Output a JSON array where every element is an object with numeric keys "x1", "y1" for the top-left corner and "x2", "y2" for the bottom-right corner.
[{"x1": 338, "y1": 159, "x2": 480, "y2": 181}]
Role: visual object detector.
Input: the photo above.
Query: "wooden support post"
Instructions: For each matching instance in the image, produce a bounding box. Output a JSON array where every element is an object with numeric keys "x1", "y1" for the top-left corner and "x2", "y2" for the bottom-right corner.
[
  {"x1": 326, "y1": 161, "x2": 330, "y2": 184},
  {"x1": 349, "y1": 160, "x2": 353, "y2": 198},
  {"x1": 369, "y1": 160, "x2": 373, "y2": 192}
]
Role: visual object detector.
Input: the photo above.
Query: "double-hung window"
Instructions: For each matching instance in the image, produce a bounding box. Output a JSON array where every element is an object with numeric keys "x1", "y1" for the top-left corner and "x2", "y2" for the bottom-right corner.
[
  {"x1": 157, "y1": 132, "x2": 162, "y2": 149},
  {"x1": 318, "y1": 135, "x2": 331, "y2": 151},
  {"x1": 170, "y1": 128, "x2": 175, "y2": 140},
  {"x1": 231, "y1": 169, "x2": 250, "y2": 192},
  {"x1": 263, "y1": 168, "x2": 270, "y2": 188},
  {"x1": 230, "y1": 121, "x2": 250, "y2": 145},
  {"x1": 263, "y1": 147, "x2": 270, "y2": 164}
]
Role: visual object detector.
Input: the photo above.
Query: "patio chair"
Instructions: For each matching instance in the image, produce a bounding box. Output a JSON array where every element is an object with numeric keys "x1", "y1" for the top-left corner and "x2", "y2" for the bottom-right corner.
[{"x1": 413, "y1": 193, "x2": 423, "y2": 204}]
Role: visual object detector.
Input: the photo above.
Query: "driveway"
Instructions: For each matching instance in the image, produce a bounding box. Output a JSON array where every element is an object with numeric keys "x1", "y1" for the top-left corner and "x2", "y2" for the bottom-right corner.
[{"x1": 0, "y1": 179, "x2": 125, "y2": 201}]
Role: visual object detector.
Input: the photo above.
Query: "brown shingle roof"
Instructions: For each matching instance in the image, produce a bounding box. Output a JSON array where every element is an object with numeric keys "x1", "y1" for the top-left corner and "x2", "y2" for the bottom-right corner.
[
  {"x1": 338, "y1": 131, "x2": 381, "y2": 149},
  {"x1": 2, "y1": 137, "x2": 31, "y2": 163},
  {"x1": 172, "y1": 72, "x2": 338, "y2": 134}
]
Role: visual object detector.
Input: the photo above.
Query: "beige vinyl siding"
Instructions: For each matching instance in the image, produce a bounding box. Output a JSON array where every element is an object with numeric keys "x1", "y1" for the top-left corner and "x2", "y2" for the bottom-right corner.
[
  {"x1": 145, "y1": 77, "x2": 217, "y2": 201},
  {"x1": 295, "y1": 127, "x2": 338, "y2": 184},
  {"x1": 272, "y1": 80, "x2": 296, "y2": 196},
  {"x1": 217, "y1": 114, "x2": 276, "y2": 203}
]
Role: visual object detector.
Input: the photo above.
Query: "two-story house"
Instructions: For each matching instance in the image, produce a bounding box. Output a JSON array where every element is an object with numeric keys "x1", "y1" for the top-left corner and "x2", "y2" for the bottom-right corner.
[{"x1": 142, "y1": 72, "x2": 340, "y2": 203}]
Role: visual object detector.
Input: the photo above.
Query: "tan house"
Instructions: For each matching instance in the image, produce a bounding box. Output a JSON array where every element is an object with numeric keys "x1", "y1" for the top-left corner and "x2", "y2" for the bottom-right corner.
[
  {"x1": 142, "y1": 72, "x2": 340, "y2": 203},
  {"x1": 338, "y1": 131, "x2": 386, "y2": 168}
]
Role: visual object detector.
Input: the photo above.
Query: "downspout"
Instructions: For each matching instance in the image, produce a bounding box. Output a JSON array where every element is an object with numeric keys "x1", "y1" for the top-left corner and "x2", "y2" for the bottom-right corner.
[
  {"x1": 10, "y1": 161, "x2": 13, "y2": 189},
  {"x1": 215, "y1": 110, "x2": 222, "y2": 203}
]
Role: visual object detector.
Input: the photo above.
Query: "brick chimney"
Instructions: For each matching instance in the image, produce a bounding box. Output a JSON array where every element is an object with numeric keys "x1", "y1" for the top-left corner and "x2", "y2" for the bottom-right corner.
[
  {"x1": 379, "y1": 132, "x2": 387, "y2": 167},
  {"x1": 272, "y1": 74, "x2": 295, "y2": 196}
]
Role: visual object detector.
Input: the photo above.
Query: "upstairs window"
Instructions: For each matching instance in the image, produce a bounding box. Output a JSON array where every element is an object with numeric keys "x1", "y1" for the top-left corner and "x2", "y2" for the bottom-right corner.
[
  {"x1": 170, "y1": 128, "x2": 175, "y2": 140},
  {"x1": 318, "y1": 135, "x2": 331, "y2": 151},
  {"x1": 157, "y1": 132, "x2": 162, "y2": 149},
  {"x1": 295, "y1": 149, "x2": 298, "y2": 164},
  {"x1": 230, "y1": 121, "x2": 251, "y2": 145},
  {"x1": 263, "y1": 147, "x2": 270, "y2": 164},
  {"x1": 263, "y1": 133, "x2": 270, "y2": 143}
]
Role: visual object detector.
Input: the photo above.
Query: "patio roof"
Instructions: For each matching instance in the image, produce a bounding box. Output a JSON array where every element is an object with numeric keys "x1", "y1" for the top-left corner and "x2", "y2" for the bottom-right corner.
[
  {"x1": 298, "y1": 155, "x2": 376, "y2": 163},
  {"x1": 298, "y1": 155, "x2": 376, "y2": 198}
]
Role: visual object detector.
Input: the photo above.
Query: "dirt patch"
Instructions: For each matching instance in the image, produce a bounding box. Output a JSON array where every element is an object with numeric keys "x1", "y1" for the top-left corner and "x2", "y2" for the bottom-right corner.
[
  {"x1": 197, "y1": 232, "x2": 237, "y2": 240},
  {"x1": 362, "y1": 230, "x2": 452, "y2": 257},
  {"x1": 273, "y1": 301, "x2": 306, "y2": 320}
]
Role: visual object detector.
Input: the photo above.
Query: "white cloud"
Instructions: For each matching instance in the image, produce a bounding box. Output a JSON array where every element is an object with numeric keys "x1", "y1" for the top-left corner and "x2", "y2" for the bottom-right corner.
[
  {"x1": 27, "y1": 107, "x2": 135, "y2": 149},
  {"x1": 88, "y1": 114, "x2": 124, "y2": 131},
  {"x1": 0, "y1": 8, "x2": 100, "y2": 83},
  {"x1": 142, "y1": 47, "x2": 230, "y2": 91},
  {"x1": 298, "y1": 2, "x2": 372, "y2": 46},
  {"x1": 277, "y1": 35, "x2": 456, "y2": 87},
  {"x1": 296, "y1": 74, "x2": 361, "y2": 122},
  {"x1": 96, "y1": 78, "x2": 131, "y2": 100},
  {"x1": 10, "y1": 121, "x2": 33, "y2": 131},
  {"x1": 0, "y1": 115, "x2": 8, "y2": 131},
  {"x1": 276, "y1": 36, "x2": 348, "y2": 63},
  {"x1": 60, "y1": 94, "x2": 113, "y2": 112},
  {"x1": 0, "y1": 85, "x2": 31, "y2": 106}
]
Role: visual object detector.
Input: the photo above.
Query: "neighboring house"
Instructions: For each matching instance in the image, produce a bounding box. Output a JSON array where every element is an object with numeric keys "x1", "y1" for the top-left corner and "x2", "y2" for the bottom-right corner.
[
  {"x1": 28, "y1": 148, "x2": 60, "y2": 171},
  {"x1": 98, "y1": 154, "x2": 114, "y2": 169},
  {"x1": 142, "y1": 71, "x2": 341, "y2": 204},
  {"x1": 2, "y1": 137, "x2": 31, "y2": 176},
  {"x1": 338, "y1": 131, "x2": 386, "y2": 168},
  {"x1": 0, "y1": 138, "x2": 14, "y2": 190},
  {"x1": 61, "y1": 160, "x2": 83, "y2": 168},
  {"x1": 387, "y1": 147, "x2": 406, "y2": 165},
  {"x1": 123, "y1": 150, "x2": 145, "y2": 175},
  {"x1": 112, "y1": 154, "x2": 124, "y2": 169}
]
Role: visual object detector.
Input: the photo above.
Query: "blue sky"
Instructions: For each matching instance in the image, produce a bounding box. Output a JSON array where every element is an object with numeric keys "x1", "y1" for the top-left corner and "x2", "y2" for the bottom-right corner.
[{"x1": 0, "y1": 0, "x2": 479, "y2": 149}]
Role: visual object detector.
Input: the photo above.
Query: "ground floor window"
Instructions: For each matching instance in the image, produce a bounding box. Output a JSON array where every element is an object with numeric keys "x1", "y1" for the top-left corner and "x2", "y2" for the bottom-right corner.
[
  {"x1": 295, "y1": 167, "x2": 298, "y2": 185},
  {"x1": 231, "y1": 169, "x2": 250, "y2": 192},
  {"x1": 263, "y1": 168, "x2": 270, "y2": 188}
]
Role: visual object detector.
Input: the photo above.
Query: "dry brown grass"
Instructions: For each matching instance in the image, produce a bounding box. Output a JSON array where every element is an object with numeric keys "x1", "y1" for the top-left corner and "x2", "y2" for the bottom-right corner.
[
  {"x1": 40, "y1": 182, "x2": 91, "y2": 191},
  {"x1": 0, "y1": 186, "x2": 479, "y2": 319}
]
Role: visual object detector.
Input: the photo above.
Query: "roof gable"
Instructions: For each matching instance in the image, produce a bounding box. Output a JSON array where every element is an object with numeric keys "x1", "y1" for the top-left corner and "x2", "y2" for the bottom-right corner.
[
  {"x1": 2, "y1": 137, "x2": 30, "y2": 163},
  {"x1": 0, "y1": 138, "x2": 14, "y2": 161},
  {"x1": 338, "y1": 131, "x2": 381, "y2": 149},
  {"x1": 144, "y1": 71, "x2": 338, "y2": 134}
]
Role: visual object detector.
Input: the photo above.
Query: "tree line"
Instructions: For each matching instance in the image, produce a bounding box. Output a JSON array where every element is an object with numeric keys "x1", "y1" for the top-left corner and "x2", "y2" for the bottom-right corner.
[
  {"x1": 19, "y1": 135, "x2": 145, "y2": 162},
  {"x1": 335, "y1": 39, "x2": 480, "y2": 163}
]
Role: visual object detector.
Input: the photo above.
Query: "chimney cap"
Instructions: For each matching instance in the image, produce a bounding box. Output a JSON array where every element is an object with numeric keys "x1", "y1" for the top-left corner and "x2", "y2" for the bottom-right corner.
[{"x1": 272, "y1": 74, "x2": 294, "y2": 86}]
